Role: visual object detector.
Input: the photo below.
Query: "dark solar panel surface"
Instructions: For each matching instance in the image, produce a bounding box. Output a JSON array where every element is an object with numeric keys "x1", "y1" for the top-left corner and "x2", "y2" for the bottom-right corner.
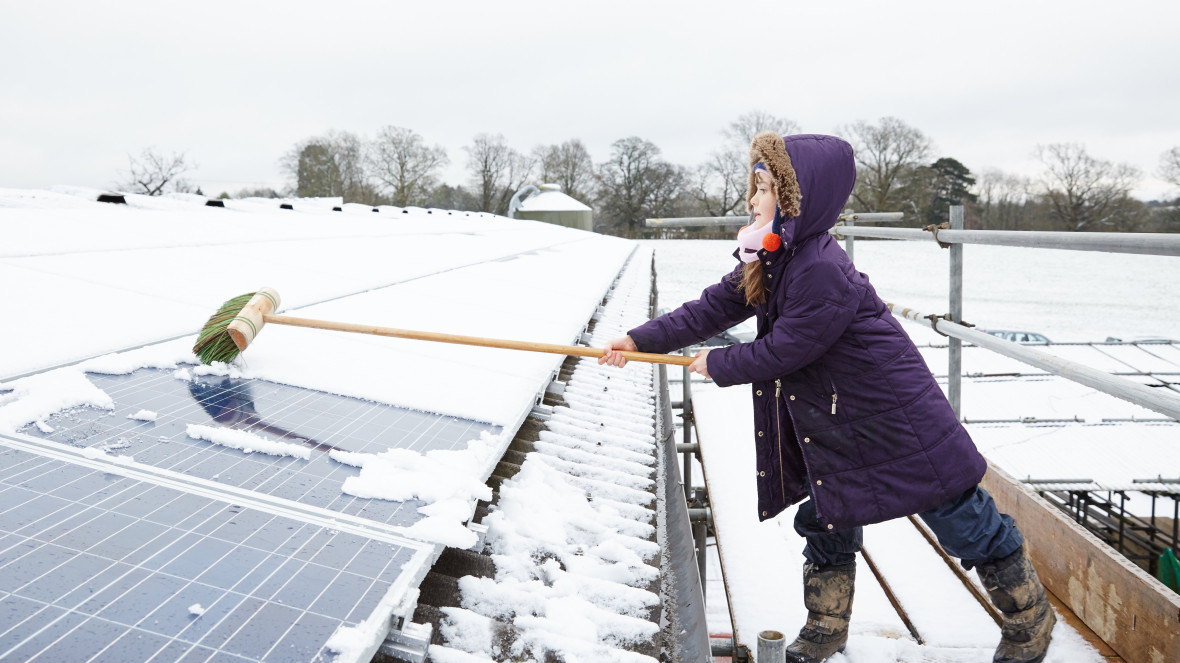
[
  {"x1": 22, "y1": 368, "x2": 498, "y2": 528},
  {"x1": 0, "y1": 445, "x2": 420, "y2": 663}
]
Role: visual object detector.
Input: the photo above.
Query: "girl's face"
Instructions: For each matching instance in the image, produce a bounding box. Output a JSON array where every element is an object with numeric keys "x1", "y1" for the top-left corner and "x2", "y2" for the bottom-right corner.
[{"x1": 750, "y1": 171, "x2": 776, "y2": 228}]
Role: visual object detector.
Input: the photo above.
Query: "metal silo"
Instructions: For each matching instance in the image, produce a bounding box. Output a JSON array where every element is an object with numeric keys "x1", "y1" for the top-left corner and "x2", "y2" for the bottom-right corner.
[{"x1": 509, "y1": 183, "x2": 594, "y2": 231}]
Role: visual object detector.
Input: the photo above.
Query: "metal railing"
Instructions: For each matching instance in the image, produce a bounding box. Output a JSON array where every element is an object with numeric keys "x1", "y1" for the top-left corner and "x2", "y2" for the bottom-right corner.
[
  {"x1": 833, "y1": 224, "x2": 1180, "y2": 257},
  {"x1": 649, "y1": 209, "x2": 1180, "y2": 419},
  {"x1": 877, "y1": 205, "x2": 1180, "y2": 421}
]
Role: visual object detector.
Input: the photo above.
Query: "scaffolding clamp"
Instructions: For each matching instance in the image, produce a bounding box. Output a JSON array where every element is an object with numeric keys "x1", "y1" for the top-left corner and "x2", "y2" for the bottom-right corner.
[
  {"x1": 923, "y1": 222, "x2": 952, "y2": 249},
  {"x1": 924, "y1": 313, "x2": 974, "y2": 337}
]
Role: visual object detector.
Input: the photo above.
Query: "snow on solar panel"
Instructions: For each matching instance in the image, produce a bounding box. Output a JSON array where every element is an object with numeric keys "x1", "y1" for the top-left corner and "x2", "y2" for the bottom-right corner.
[{"x1": 19, "y1": 368, "x2": 498, "y2": 529}]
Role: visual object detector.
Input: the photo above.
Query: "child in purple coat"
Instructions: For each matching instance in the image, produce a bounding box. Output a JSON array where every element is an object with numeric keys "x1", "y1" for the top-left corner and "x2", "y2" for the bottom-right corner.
[{"x1": 601, "y1": 133, "x2": 1055, "y2": 663}]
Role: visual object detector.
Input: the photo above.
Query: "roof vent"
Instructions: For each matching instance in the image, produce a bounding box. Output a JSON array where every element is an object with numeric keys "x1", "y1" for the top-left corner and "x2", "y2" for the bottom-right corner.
[
  {"x1": 205, "y1": 199, "x2": 225, "y2": 208},
  {"x1": 279, "y1": 203, "x2": 294, "y2": 210},
  {"x1": 97, "y1": 193, "x2": 126, "y2": 204}
]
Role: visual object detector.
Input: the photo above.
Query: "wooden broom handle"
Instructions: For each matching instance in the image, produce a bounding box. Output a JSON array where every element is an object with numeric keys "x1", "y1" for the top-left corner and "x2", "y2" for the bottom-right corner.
[{"x1": 264, "y1": 314, "x2": 697, "y2": 367}]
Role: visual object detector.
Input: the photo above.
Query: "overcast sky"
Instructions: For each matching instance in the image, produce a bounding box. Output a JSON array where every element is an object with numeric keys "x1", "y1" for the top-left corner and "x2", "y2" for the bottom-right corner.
[{"x1": 2, "y1": 0, "x2": 1178, "y2": 201}]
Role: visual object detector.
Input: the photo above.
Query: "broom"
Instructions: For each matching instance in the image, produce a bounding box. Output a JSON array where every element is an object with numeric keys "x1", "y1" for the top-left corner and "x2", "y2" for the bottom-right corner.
[{"x1": 192, "y1": 287, "x2": 695, "y2": 367}]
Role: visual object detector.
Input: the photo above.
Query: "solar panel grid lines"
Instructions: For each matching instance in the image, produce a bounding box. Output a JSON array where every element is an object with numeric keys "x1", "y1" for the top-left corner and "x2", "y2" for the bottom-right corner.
[
  {"x1": 1, "y1": 433, "x2": 423, "y2": 549},
  {"x1": 0, "y1": 445, "x2": 425, "y2": 663},
  {"x1": 20, "y1": 369, "x2": 498, "y2": 533}
]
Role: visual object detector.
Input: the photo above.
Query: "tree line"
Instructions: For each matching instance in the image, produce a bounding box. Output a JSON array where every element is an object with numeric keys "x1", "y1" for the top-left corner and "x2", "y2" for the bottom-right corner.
[{"x1": 119, "y1": 114, "x2": 1180, "y2": 235}]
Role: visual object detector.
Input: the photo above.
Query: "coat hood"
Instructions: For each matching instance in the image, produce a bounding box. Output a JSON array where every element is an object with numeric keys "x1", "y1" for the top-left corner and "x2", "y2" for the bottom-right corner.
[{"x1": 748, "y1": 133, "x2": 857, "y2": 248}]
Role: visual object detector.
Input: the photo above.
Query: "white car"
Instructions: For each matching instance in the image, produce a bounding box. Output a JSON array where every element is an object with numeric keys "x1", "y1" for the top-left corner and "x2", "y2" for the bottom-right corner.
[{"x1": 982, "y1": 329, "x2": 1051, "y2": 343}]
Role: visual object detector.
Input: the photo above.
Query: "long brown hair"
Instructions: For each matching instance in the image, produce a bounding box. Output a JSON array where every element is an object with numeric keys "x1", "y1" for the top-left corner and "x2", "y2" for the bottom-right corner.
[
  {"x1": 740, "y1": 260, "x2": 766, "y2": 307},
  {"x1": 738, "y1": 172, "x2": 772, "y2": 307}
]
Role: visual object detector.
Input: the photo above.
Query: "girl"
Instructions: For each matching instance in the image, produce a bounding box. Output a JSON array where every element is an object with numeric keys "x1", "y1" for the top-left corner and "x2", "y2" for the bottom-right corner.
[{"x1": 600, "y1": 133, "x2": 1055, "y2": 663}]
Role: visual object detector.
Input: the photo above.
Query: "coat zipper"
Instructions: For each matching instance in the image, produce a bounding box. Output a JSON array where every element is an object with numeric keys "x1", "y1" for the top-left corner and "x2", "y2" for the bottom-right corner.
[
  {"x1": 775, "y1": 379, "x2": 787, "y2": 502},
  {"x1": 831, "y1": 384, "x2": 839, "y2": 415}
]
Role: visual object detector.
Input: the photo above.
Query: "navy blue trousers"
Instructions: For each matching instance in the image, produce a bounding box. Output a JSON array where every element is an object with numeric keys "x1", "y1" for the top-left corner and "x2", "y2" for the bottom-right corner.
[{"x1": 794, "y1": 486, "x2": 1024, "y2": 570}]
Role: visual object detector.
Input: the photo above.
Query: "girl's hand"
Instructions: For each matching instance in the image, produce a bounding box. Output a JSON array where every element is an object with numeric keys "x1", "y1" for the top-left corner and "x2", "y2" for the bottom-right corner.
[
  {"x1": 689, "y1": 349, "x2": 711, "y2": 378},
  {"x1": 599, "y1": 335, "x2": 638, "y2": 367}
]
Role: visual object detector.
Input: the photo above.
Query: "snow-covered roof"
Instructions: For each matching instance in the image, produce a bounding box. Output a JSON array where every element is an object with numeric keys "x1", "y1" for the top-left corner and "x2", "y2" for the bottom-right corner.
[
  {"x1": 0, "y1": 187, "x2": 669, "y2": 663},
  {"x1": 517, "y1": 188, "x2": 591, "y2": 213}
]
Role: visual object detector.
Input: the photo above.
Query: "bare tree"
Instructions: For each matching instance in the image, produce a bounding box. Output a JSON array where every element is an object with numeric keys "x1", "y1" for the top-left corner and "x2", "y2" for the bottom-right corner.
[
  {"x1": 280, "y1": 130, "x2": 370, "y2": 202},
  {"x1": 535, "y1": 139, "x2": 595, "y2": 202},
  {"x1": 647, "y1": 162, "x2": 693, "y2": 219},
  {"x1": 975, "y1": 168, "x2": 1034, "y2": 231},
  {"x1": 597, "y1": 136, "x2": 681, "y2": 234},
  {"x1": 843, "y1": 117, "x2": 932, "y2": 212},
  {"x1": 121, "y1": 148, "x2": 194, "y2": 196},
  {"x1": 1036, "y1": 143, "x2": 1141, "y2": 231},
  {"x1": 723, "y1": 110, "x2": 800, "y2": 147},
  {"x1": 366, "y1": 126, "x2": 448, "y2": 207},
  {"x1": 697, "y1": 111, "x2": 800, "y2": 217},
  {"x1": 1159, "y1": 146, "x2": 1180, "y2": 191},
  {"x1": 465, "y1": 134, "x2": 535, "y2": 215}
]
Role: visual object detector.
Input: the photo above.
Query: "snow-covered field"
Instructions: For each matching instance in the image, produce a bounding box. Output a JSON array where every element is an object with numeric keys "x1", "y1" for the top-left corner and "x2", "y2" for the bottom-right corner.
[{"x1": 641, "y1": 237, "x2": 1180, "y2": 343}]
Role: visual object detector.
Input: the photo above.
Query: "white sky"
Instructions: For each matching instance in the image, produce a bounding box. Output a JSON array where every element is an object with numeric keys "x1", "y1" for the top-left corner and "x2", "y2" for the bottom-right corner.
[{"x1": 2, "y1": 0, "x2": 1178, "y2": 200}]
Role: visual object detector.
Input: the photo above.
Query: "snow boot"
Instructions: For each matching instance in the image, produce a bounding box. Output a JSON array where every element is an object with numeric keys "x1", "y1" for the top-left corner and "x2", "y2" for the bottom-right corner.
[
  {"x1": 785, "y1": 561, "x2": 855, "y2": 663},
  {"x1": 977, "y1": 545, "x2": 1056, "y2": 663}
]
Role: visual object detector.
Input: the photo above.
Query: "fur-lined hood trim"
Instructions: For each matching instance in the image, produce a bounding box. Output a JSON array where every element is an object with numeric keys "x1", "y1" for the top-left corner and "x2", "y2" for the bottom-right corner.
[{"x1": 748, "y1": 130, "x2": 802, "y2": 220}]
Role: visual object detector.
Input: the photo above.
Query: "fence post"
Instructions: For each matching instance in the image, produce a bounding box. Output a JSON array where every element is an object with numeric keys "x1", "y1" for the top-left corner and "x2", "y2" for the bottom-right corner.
[
  {"x1": 949, "y1": 206, "x2": 964, "y2": 419},
  {"x1": 844, "y1": 215, "x2": 855, "y2": 263}
]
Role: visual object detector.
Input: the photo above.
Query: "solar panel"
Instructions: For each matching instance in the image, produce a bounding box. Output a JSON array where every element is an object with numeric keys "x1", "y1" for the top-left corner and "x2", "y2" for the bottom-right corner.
[
  {"x1": 2, "y1": 367, "x2": 503, "y2": 661},
  {"x1": 0, "y1": 445, "x2": 425, "y2": 663},
  {"x1": 22, "y1": 368, "x2": 498, "y2": 528}
]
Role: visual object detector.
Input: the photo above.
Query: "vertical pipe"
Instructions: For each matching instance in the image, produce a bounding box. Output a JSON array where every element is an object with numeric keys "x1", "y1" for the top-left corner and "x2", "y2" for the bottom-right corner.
[
  {"x1": 757, "y1": 630, "x2": 786, "y2": 663},
  {"x1": 694, "y1": 517, "x2": 707, "y2": 604},
  {"x1": 682, "y1": 348, "x2": 693, "y2": 505},
  {"x1": 844, "y1": 216, "x2": 855, "y2": 263},
  {"x1": 1118, "y1": 492, "x2": 1127, "y2": 553},
  {"x1": 948, "y1": 206, "x2": 964, "y2": 419}
]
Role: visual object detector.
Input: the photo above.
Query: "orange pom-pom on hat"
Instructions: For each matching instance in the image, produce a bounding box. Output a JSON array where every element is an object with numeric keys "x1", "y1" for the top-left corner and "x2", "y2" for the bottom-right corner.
[{"x1": 762, "y1": 232, "x2": 782, "y2": 252}]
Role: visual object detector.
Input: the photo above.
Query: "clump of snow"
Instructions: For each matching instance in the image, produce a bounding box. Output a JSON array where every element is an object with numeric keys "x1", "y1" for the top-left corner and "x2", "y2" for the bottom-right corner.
[
  {"x1": 330, "y1": 432, "x2": 502, "y2": 547},
  {"x1": 185, "y1": 424, "x2": 311, "y2": 460},
  {"x1": 324, "y1": 624, "x2": 369, "y2": 660},
  {"x1": 424, "y1": 645, "x2": 496, "y2": 663},
  {"x1": 0, "y1": 369, "x2": 113, "y2": 435},
  {"x1": 188, "y1": 604, "x2": 205, "y2": 617},
  {"x1": 99, "y1": 438, "x2": 132, "y2": 453},
  {"x1": 35, "y1": 420, "x2": 54, "y2": 433},
  {"x1": 128, "y1": 409, "x2": 157, "y2": 422},
  {"x1": 400, "y1": 517, "x2": 478, "y2": 549},
  {"x1": 79, "y1": 446, "x2": 135, "y2": 465},
  {"x1": 334, "y1": 432, "x2": 500, "y2": 504},
  {"x1": 438, "y1": 607, "x2": 495, "y2": 657},
  {"x1": 80, "y1": 346, "x2": 187, "y2": 375}
]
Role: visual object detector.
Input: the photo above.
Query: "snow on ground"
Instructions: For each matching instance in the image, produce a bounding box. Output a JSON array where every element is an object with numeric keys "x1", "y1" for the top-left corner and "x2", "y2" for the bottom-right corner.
[{"x1": 642, "y1": 238, "x2": 1180, "y2": 343}]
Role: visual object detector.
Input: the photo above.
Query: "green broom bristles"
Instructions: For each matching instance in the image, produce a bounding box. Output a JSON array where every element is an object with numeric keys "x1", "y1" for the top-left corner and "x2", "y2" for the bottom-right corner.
[{"x1": 193, "y1": 292, "x2": 255, "y2": 365}]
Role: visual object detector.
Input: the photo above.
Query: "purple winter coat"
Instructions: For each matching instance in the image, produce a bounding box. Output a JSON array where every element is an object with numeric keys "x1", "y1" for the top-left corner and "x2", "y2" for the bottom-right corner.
[{"x1": 629, "y1": 134, "x2": 987, "y2": 531}]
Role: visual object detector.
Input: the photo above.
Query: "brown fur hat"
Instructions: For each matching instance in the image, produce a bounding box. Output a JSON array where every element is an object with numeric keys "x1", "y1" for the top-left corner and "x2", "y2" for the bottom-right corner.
[{"x1": 747, "y1": 131, "x2": 801, "y2": 219}]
